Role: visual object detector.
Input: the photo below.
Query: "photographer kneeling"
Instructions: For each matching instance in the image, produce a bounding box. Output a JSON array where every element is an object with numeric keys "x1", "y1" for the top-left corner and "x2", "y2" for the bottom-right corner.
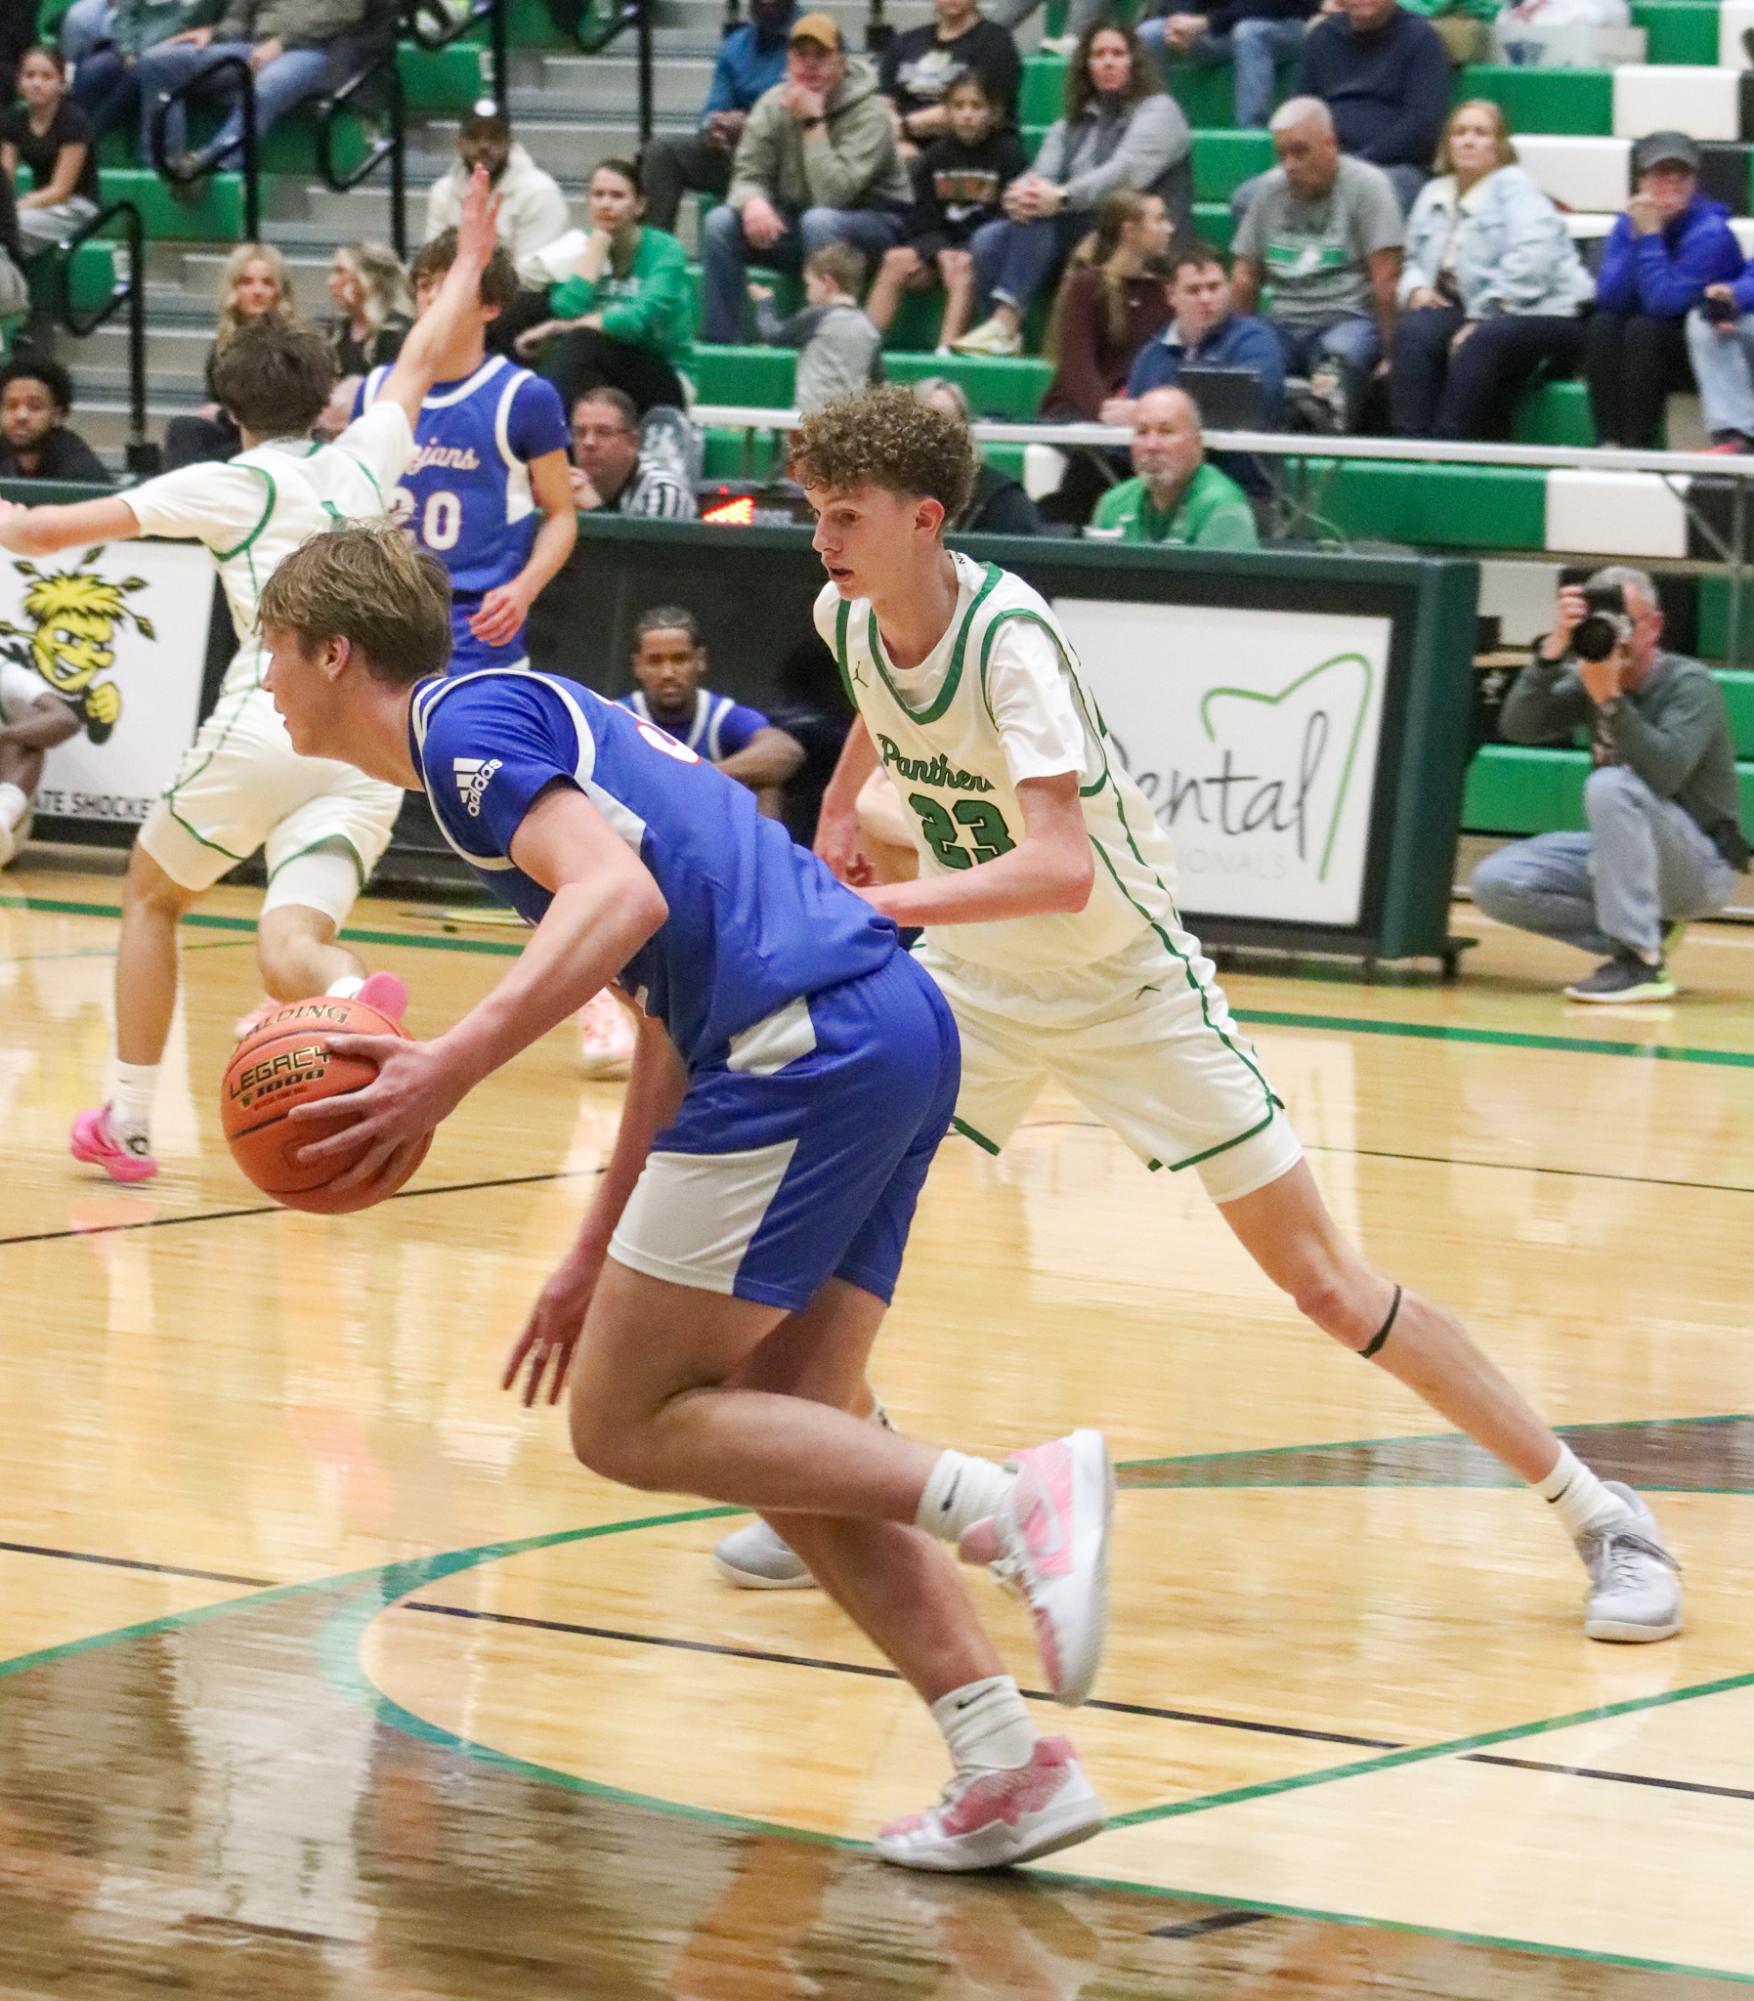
[{"x1": 1470, "y1": 567, "x2": 1748, "y2": 1002}]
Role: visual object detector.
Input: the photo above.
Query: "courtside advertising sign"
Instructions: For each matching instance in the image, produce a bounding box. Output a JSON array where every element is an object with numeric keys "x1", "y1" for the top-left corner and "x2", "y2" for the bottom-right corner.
[
  {"x1": 0, "y1": 540, "x2": 212, "y2": 830},
  {"x1": 1053, "y1": 597, "x2": 1392, "y2": 928}
]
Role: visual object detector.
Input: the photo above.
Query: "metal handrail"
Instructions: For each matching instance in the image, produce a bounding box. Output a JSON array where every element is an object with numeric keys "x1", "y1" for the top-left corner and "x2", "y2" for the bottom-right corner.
[
  {"x1": 54, "y1": 199, "x2": 157, "y2": 474},
  {"x1": 150, "y1": 50, "x2": 260, "y2": 241},
  {"x1": 405, "y1": 0, "x2": 505, "y2": 111},
  {"x1": 316, "y1": 53, "x2": 408, "y2": 259},
  {"x1": 865, "y1": 0, "x2": 893, "y2": 53}
]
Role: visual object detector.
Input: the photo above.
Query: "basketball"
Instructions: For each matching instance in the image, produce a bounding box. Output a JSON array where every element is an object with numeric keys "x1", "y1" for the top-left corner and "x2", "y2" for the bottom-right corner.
[{"x1": 220, "y1": 996, "x2": 430, "y2": 1214}]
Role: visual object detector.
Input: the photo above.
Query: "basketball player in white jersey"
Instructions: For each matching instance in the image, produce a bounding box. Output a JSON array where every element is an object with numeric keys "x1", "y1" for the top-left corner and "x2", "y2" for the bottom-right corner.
[
  {"x1": 0, "y1": 169, "x2": 500, "y2": 1182},
  {"x1": 713, "y1": 385, "x2": 1683, "y2": 1647}
]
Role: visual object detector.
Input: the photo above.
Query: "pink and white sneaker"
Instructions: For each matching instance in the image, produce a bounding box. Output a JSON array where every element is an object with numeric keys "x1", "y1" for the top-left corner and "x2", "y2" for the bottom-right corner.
[
  {"x1": 578, "y1": 989, "x2": 635, "y2": 1080},
  {"x1": 875, "y1": 1737, "x2": 1105, "y2": 1872},
  {"x1": 69, "y1": 1105, "x2": 158, "y2": 1183},
  {"x1": 356, "y1": 971, "x2": 408, "y2": 1023},
  {"x1": 962, "y1": 1429, "x2": 1113, "y2": 1707}
]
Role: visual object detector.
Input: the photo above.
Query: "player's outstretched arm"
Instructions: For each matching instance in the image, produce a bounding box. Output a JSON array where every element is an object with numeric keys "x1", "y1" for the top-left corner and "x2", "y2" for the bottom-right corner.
[
  {"x1": 0, "y1": 494, "x2": 144, "y2": 559},
  {"x1": 813, "y1": 714, "x2": 879, "y2": 878},
  {"x1": 0, "y1": 692, "x2": 83, "y2": 752},
  {"x1": 861, "y1": 769, "x2": 1094, "y2": 928},
  {"x1": 293, "y1": 782, "x2": 667, "y2": 1189},
  {"x1": 372, "y1": 162, "x2": 500, "y2": 430}
]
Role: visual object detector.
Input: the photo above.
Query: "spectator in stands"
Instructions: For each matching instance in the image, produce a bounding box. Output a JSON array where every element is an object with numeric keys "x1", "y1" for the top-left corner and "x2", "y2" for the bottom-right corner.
[
  {"x1": 1041, "y1": 188, "x2": 1173, "y2": 421},
  {"x1": 878, "y1": 0, "x2": 1020, "y2": 163},
  {"x1": 1137, "y1": 0, "x2": 1318, "y2": 131},
  {"x1": 424, "y1": 107, "x2": 569, "y2": 289},
  {"x1": 1388, "y1": 100, "x2": 1591, "y2": 439},
  {"x1": 1089, "y1": 385, "x2": 1259, "y2": 544},
  {"x1": 162, "y1": 240, "x2": 297, "y2": 470},
  {"x1": 137, "y1": 0, "x2": 366, "y2": 177},
  {"x1": 0, "y1": 126, "x2": 28, "y2": 321},
  {"x1": 618, "y1": 605, "x2": 798, "y2": 812},
  {"x1": 639, "y1": 0, "x2": 797, "y2": 235},
  {"x1": 1586, "y1": 132, "x2": 1744, "y2": 451},
  {"x1": 2, "y1": 46, "x2": 97, "y2": 251},
  {"x1": 68, "y1": 0, "x2": 217, "y2": 143},
  {"x1": 1231, "y1": 98, "x2": 1401, "y2": 430},
  {"x1": 515, "y1": 157, "x2": 693, "y2": 417},
  {"x1": 569, "y1": 386, "x2": 698, "y2": 518},
  {"x1": 956, "y1": 23, "x2": 1190, "y2": 358},
  {"x1": 323, "y1": 240, "x2": 411, "y2": 375},
  {"x1": 1686, "y1": 271, "x2": 1754, "y2": 452},
  {"x1": 867, "y1": 71, "x2": 1023, "y2": 354},
  {"x1": 983, "y1": 0, "x2": 1105, "y2": 58},
  {"x1": 0, "y1": 357, "x2": 111, "y2": 482},
  {"x1": 700, "y1": 12, "x2": 911, "y2": 345},
  {"x1": 1398, "y1": 0, "x2": 1499, "y2": 65},
  {"x1": 1109, "y1": 239, "x2": 1285, "y2": 420},
  {"x1": 913, "y1": 374, "x2": 1043, "y2": 531},
  {"x1": 1470, "y1": 567, "x2": 1747, "y2": 1002},
  {"x1": 1297, "y1": 0, "x2": 1448, "y2": 212},
  {"x1": 751, "y1": 242, "x2": 881, "y2": 411}
]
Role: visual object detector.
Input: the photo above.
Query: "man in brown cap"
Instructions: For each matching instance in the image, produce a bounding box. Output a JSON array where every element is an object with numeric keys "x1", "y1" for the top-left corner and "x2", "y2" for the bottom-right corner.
[{"x1": 700, "y1": 10, "x2": 911, "y2": 341}]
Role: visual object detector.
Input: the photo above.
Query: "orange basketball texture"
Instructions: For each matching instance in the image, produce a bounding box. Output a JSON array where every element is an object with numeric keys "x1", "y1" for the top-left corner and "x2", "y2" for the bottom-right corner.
[{"x1": 221, "y1": 996, "x2": 432, "y2": 1214}]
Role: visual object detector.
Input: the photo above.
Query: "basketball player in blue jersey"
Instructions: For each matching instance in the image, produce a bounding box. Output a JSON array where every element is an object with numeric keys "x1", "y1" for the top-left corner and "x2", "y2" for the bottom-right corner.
[
  {"x1": 258, "y1": 521, "x2": 1116, "y2": 1875},
  {"x1": 355, "y1": 234, "x2": 575, "y2": 675}
]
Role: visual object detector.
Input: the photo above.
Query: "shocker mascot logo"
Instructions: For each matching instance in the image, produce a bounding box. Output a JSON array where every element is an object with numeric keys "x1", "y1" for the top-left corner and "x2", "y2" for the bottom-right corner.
[{"x1": 0, "y1": 552, "x2": 156, "y2": 744}]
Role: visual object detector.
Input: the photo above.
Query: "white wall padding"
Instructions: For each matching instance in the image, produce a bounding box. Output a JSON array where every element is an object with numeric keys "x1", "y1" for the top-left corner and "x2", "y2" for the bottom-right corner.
[
  {"x1": 1612, "y1": 64, "x2": 1740, "y2": 143},
  {"x1": 1545, "y1": 471, "x2": 1691, "y2": 559},
  {"x1": 1478, "y1": 559, "x2": 1565, "y2": 647},
  {"x1": 1516, "y1": 136, "x2": 1632, "y2": 215},
  {"x1": 1023, "y1": 443, "x2": 1067, "y2": 501}
]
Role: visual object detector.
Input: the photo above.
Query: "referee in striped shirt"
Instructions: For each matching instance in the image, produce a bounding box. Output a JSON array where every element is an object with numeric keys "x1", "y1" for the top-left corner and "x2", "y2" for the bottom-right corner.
[{"x1": 568, "y1": 387, "x2": 698, "y2": 519}]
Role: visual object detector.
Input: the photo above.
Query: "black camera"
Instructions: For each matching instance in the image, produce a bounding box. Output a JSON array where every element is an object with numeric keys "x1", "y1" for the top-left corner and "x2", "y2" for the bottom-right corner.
[
  {"x1": 1702, "y1": 291, "x2": 1740, "y2": 326},
  {"x1": 1573, "y1": 583, "x2": 1631, "y2": 663}
]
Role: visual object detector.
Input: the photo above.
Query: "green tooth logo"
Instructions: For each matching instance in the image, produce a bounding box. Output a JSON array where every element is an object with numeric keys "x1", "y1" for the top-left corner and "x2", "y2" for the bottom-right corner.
[{"x1": 1197, "y1": 652, "x2": 1374, "y2": 882}]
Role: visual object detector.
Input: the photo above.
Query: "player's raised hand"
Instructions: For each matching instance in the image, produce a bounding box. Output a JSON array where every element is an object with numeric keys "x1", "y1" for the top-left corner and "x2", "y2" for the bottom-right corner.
[
  {"x1": 457, "y1": 159, "x2": 500, "y2": 265},
  {"x1": 503, "y1": 1237, "x2": 605, "y2": 1406},
  {"x1": 289, "y1": 1032, "x2": 464, "y2": 1190}
]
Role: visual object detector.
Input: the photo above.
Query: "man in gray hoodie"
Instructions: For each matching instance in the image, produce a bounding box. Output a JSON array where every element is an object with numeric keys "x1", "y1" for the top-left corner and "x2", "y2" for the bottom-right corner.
[{"x1": 701, "y1": 11, "x2": 911, "y2": 343}]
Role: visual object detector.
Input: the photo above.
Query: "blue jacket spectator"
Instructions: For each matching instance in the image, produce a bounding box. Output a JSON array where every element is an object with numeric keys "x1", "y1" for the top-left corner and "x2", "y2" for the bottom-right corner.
[
  {"x1": 1298, "y1": 0, "x2": 1448, "y2": 211},
  {"x1": 1585, "y1": 131, "x2": 1744, "y2": 448},
  {"x1": 639, "y1": 0, "x2": 798, "y2": 234}
]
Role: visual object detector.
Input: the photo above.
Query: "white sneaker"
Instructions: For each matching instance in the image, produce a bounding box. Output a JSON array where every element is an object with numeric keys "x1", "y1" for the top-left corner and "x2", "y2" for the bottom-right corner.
[
  {"x1": 951, "y1": 316, "x2": 1022, "y2": 358},
  {"x1": 1576, "y1": 1483, "x2": 1683, "y2": 1642},
  {"x1": 578, "y1": 989, "x2": 636, "y2": 1079},
  {"x1": 875, "y1": 1737, "x2": 1104, "y2": 1871},
  {"x1": 712, "y1": 1517, "x2": 816, "y2": 1589},
  {"x1": 963, "y1": 1429, "x2": 1112, "y2": 1706}
]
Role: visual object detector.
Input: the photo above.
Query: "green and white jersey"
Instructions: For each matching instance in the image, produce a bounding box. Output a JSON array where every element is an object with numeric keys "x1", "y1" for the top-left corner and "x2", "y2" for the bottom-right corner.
[
  {"x1": 817, "y1": 552, "x2": 1182, "y2": 975},
  {"x1": 123, "y1": 402, "x2": 416, "y2": 703}
]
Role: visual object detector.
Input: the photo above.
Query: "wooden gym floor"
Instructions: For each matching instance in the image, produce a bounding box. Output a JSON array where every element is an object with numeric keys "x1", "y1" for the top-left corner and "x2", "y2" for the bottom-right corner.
[{"x1": 2, "y1": 853, "x2": 1751, "y2": 1998}]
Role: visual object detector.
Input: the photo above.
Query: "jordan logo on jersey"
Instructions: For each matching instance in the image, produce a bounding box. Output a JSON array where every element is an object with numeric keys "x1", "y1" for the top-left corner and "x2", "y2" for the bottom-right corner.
[{"x1": 454, "y1": 755, "x2": 502, "y2": 816}]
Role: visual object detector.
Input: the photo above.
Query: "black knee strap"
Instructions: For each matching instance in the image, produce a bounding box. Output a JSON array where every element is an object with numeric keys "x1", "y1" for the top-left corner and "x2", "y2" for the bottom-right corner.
[{"x1": 1360, "y1": 1283, "x2": 1402, "y2": 1361}]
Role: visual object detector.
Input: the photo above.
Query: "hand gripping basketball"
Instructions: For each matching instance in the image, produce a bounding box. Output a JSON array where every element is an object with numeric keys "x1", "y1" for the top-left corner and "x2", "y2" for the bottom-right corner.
[{"x1": 289, "y1": 1030, "x2": 466, "y2": 1201}]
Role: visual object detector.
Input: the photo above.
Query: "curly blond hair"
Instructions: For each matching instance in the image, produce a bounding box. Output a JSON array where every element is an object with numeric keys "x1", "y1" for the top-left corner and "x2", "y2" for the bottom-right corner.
[{"x1": 793, "y1": 386, "x2": 976, "y2": 519}]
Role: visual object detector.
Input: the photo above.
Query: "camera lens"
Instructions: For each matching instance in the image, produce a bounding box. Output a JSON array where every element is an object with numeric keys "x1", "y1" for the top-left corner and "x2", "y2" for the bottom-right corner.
[{"x1": 1573, "y1": 614, "x2": 1618, "y2": 661}]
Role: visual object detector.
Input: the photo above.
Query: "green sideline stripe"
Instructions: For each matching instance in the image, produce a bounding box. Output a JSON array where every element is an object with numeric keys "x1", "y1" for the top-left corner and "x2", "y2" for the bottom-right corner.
[{"x1": 9, "y1": 891, "x2": 1754, "y2": 1070}]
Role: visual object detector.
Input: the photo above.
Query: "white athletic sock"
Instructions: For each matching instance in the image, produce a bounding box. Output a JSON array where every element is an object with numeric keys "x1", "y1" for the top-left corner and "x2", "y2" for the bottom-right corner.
[
  {"x1": 1537, "y1": 1443, "x2": 1630, "y2": 1538},
  {"x1": 931, "y1": 1674, "x2": 1036, "y2": 1773},
  {"x1": 914, "y1": 1450, "x2": 1015, "y2": 1545},
  {"x1": 0, "y1": 780, "x2": 27, "y2": 830},
  {"x1": 325, "y1": 975, "x2": 365, "y2": 1000},
  {"x1": 111, "y1": 1059, "x2": 159, "y2": 1141}
]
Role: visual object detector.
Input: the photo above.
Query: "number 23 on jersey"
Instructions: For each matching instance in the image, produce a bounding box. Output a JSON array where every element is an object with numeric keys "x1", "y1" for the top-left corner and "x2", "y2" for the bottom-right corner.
[{"x1": 908, "y1": 793, "x2": 1015, "y2": 869}]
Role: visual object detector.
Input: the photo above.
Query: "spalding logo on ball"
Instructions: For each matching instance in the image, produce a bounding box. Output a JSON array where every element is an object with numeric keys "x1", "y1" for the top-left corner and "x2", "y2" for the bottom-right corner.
[{"x1": 221, "y1": 995, "x2": 431, "y2": 1214}]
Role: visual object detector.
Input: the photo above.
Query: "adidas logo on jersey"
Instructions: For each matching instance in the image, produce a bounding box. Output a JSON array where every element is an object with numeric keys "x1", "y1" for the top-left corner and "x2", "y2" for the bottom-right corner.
[{"x1": 453, "y1": 756, "x2": 502, "y2": 817}]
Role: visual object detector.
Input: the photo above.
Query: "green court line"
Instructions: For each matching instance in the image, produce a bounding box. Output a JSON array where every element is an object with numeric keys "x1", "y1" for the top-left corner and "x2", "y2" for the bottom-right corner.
[
  {"x1": 11, "y1": 889, "x2": 1754, "y2": 1068},
  {"x1": 1106, "y1": 1666, "x2": 1754, "y2": 1831}
]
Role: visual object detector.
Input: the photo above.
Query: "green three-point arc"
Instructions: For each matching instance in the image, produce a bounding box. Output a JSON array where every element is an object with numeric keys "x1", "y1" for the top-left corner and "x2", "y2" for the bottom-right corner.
[{"x1": 1197, "y1": 652, "x2": 1375, "y2": 883}]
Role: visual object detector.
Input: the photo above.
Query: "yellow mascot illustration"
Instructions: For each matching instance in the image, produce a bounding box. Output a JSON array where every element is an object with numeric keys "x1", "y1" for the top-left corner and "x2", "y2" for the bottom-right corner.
[{"x1": 0, "y1": 551, "x2": 156, "y2": 745}]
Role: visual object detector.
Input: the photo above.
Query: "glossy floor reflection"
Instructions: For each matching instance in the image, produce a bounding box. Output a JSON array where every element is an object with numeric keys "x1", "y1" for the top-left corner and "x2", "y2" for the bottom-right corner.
[{"x1": 3, "y1": 864, "x2": 1752, "y2": 1994}]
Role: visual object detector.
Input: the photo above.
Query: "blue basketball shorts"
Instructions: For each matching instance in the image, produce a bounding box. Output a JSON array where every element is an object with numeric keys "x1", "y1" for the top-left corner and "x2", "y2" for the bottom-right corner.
[{"x1": 608, "y1": 951, "x2": 961, "y2": 1314}]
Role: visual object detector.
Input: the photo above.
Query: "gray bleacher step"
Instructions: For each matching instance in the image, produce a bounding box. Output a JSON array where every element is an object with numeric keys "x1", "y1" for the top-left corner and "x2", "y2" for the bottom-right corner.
[{"x1": 506, "y1": 50, "x2": 717, "y2": 113}]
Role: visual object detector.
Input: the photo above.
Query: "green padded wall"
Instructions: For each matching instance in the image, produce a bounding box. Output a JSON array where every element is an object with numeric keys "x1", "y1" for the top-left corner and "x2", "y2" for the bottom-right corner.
[
  {"x1": 1454, "y1": 64, "x2": 1613, "y2": 134},
  {"x1": 1304, "y1": 461, "x2": 1548, "y2": 551},
  {"x1": 1630, "y1": 1, "x2": 1719, "y2": 65}
]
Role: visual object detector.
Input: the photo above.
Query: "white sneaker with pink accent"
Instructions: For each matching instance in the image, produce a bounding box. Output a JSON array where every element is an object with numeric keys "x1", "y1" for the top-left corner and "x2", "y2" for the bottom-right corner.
[
  {"x1": 962, "y1": 1429, "x2": 1113, "y2": 1707},
  {"x1": 875, "y1": 1737, "x2": 1105, "y2": 1872}
]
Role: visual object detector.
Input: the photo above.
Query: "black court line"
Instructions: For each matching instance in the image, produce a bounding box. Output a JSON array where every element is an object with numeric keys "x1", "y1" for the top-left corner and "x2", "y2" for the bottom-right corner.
[
  {"x1": 1017, "y1": 1120, "x2": 1754, "y2": 1201},
  {"x1": 397, "y1": 1598, "x2": 1401, "y2": 1749},
  {"x1": 1464, "y1": 1753, "x2": 1754, "y2": 1804},
  {"x1": 0, "y1": 1164, "x2": 605, "y2": 1249},
  {"x1": 1149, "y1": 1909, "x2": 1276, "y2": 1941},
  {"x1": 0, "y1": 1537, "x2": 273, "y2": 1589}
]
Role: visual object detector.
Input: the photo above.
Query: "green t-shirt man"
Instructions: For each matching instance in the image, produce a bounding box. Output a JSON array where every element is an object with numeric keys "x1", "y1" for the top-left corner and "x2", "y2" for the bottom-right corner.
[{"x1": 1093, "y1": 462, "x2": 1259, "y2": 549}]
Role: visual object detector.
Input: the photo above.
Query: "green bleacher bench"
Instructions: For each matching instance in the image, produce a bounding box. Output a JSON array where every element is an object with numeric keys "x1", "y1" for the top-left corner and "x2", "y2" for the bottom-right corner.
[
  {"x1": 694, "y1": 345, "x2": 1055, "y2": 420},
  {"x1": 96, "y1": 167, "x2": 245, "y2": 241},
  {"x1": 1299, "y1": 459, "x2": 1550, "y2": 551},
  {"x1": 1465, "y1": 743, "x2": 1754, "y2": 833},
  {"x1": 1630, "y1": 0, "x2": 1720, "y2": 65},
  {"x1": 1193, "y1": 130, "x2": 1274, "y2": 204},
  {"x1": 257, "y1": 114, "x2": 371, "y2": 178},
  {"x1": 25, "y1": 239, "x2": 115, "y2": 319},
  {"x1": 399, "y1": 41, "x2": 488, "y2": 112},
  {"x1": 1510, "y1": 380, "x2": 1596, "y2": 448},
  {"x1": 1454, "y1": 64, "x2": 1615, "y2": 135}
]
